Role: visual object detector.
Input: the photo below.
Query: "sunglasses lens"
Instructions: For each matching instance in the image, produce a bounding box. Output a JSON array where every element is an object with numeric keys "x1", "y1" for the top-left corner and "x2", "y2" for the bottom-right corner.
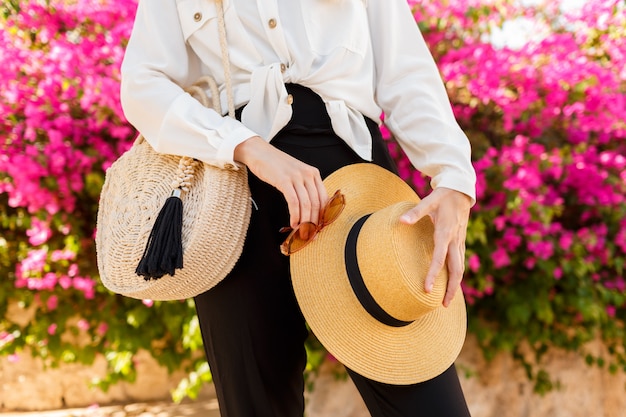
[
  {"x1": 322, "y1": 192, "x2": 345, "y2": 226},
  {"x1": 288, "y1": 222, "x2": 318, "y2": 254},
  {"x1": 279, "y1": 191, "x2": 345, "y2": 256}
]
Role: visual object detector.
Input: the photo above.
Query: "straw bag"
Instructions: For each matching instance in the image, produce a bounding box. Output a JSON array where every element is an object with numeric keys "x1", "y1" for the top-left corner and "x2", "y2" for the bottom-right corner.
[{"x1": 96, "y1": 0, "x2": 251, "y2": 300}]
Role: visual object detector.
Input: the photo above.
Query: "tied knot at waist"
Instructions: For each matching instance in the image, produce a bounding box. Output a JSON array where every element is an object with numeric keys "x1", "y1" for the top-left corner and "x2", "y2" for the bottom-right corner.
[
  {"x1": 236, "y1": 82, "x2": 379, "y2": 143},
  {"x1": 235, "y1": 63, "x2": 375, "y2": 160}
]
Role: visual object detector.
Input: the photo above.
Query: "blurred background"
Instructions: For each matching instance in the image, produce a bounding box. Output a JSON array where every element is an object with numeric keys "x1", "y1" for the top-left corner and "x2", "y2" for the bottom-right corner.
[{"x1": 1, "y1": 0, "x2": 625, "y2": 416}]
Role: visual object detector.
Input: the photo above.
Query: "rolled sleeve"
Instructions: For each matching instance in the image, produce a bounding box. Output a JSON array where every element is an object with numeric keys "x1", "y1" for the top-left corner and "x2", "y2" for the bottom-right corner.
[
  {"x1": 154, "y1": 93, "x2": 258, "y2": 169},
  {"x1": 367, "y1": 0, "x2": 476, "y2": 203},
  {"x1": 120, "y1": 0, "x2": 256, "y2": 169},
  {"x1": 213, "y1": 119, "x2": 259, "y2": 169}
]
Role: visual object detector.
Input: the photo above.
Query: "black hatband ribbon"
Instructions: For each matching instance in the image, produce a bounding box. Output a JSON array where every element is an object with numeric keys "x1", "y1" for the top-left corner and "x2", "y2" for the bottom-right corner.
[{"x1": 345, "y1": 214, "x2": 413, "y2": 328}]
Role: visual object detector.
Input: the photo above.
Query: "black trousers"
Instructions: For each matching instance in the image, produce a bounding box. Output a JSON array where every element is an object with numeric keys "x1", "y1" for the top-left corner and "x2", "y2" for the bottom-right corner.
[{"x1": 194, "y1": 85, "x2": 471, "y2": 417}]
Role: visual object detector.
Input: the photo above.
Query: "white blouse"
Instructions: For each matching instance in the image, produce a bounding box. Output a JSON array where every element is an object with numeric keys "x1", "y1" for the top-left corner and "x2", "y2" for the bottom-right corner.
[{"x1": 120, "y1": 0, "x2": 476, "y2": 201}]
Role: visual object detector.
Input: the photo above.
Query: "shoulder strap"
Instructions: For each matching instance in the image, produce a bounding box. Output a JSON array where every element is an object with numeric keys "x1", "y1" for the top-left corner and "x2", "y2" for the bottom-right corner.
[{"x1": 216, "y1": 0, "x2": 235, "y2": 118}]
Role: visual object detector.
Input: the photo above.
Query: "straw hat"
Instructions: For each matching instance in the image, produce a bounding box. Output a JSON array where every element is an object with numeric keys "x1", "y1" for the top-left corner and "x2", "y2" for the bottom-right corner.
[{"x1": 290, "y1": 163, "x2": 466, "y2": 385}]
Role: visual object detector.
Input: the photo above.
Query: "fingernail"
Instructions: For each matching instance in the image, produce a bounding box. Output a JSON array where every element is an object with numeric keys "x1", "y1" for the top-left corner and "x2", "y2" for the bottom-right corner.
[{"x1": 400, "y1": 215, "x2": 411, "y2": 223}]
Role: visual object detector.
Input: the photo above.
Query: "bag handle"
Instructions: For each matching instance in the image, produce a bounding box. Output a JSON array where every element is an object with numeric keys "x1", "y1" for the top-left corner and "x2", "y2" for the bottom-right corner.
[{"x1": 183, "y1": 0, "x2": 234, "y2": 117}]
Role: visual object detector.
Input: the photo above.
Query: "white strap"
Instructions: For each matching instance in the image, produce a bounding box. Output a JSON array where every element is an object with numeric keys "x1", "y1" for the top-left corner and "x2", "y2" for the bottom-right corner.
[
  {"x1": 173, "y1": 0, "x2": 235, "y2": 192},
  {"x1": 215, "y1": 0, "x2": 235, "y2": 118}
]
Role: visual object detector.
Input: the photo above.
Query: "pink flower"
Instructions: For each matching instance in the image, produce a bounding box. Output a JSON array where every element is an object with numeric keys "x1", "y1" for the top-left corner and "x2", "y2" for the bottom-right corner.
[
  {"x1": 606, "y1": 305, "x2": 616, "y2": 317},
  {"x1": 468, "y1": 254, "x2": 481, "y2": 272},
  {"x1": 494, "y1": 216, "x2": 507, "y2": 231},
  {"x1": 68, "y1": 263, "x2": 79, "y2": 277},
  {"x1": 97, "y1": 323, "x2": 109, "y2": 336},
  {"x1": 142, "y1": 299, "x2": 154, "y2": 307},
  {"x1": 524, "y1": 257, "x2": 537, "y2": 269},
  {"x1": 26, "y1": 218, "x2": 52, "y2": 246},
  {"x1": 559, "y1": 233, "x2": 574, "y2": 251},
  {"x1": 528, "y1": 240, "x2": 554, "y2": 260},
  {"x1": 501, "y1": 229, "x2": 522, "y2": 251},
  {"x1": 50, "y1": 249, "x2": 75, "y2": 262},
  {"x1": 48, "y1": 323, "x2": 58, "y2": 335},
  {"x1": 47, "y1": 295, "x2": 59, "y2": 311},
  {"x1": 0, "y1": 331, "x2": 15, "y2": 344},
  {"x1": 42, "y1": 272, "x2": 58, "y2": 290},
  {"x1": 19, "y1": 249, "x2": 48, "y2": 274},
  {"x1": 72, "y1": 277, "x2": 96, "y2": 299},
  {"x1": 77, "y1": 319, "x2": 90, "y2": 331},
  {"x1": 58, "y1": 275, "x2": 72, "y2": 289},
  {"x1": 491, "y1": 247, "x2": 511, "y2": 268}
]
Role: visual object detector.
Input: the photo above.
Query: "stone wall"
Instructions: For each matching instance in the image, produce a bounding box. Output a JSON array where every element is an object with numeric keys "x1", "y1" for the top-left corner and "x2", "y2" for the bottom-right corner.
[
  {"x1": 306, "y1": 335, "x2": 626, "y2": 417},
  {"x1": 0, "y1": 350, "x2": 187, "y2": 411},
  {"x1": 457, "y1": 336, "x2": 626, "y2": 417},
  {"x1": 2, "y1": 336, "x2": 625, "y2": 416}
]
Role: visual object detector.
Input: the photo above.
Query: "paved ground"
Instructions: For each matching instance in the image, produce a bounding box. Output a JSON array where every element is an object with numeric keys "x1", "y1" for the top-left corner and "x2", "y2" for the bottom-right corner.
[{"x1": 0, "y1": 397, "x2": 220, "y2": 417}]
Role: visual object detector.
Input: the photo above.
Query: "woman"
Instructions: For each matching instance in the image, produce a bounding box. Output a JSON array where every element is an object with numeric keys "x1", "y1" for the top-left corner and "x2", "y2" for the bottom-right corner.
[{"x1": 121, "y1": 0, "x2": 475, "y2": 415}]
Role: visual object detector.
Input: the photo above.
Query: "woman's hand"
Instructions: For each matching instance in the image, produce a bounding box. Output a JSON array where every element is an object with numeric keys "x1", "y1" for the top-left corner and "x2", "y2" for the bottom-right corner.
[
  {"x1": 399, "y1": 187, "x2": 472, "y2": 307},
  {"x1": 234, "y1": 136, "x2": 328, "y2": 228}
]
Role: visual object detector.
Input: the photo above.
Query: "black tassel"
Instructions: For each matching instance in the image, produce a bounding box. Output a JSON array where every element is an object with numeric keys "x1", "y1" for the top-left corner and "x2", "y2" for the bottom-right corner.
[{"x1": 135, "y1": 190, "x2": 184, "y2": 280}]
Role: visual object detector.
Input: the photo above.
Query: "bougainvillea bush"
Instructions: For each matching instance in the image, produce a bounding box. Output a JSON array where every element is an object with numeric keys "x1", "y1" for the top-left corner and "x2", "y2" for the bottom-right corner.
[
  {"x1": 403, "y1": 0, "x2": 626, "y2": 392},
  {"x1": 0, "y1": 0, "x2": 202, "y2": 394},
  {"x1": 0, "y1": 0, "x2": 624, "y2": 399}
]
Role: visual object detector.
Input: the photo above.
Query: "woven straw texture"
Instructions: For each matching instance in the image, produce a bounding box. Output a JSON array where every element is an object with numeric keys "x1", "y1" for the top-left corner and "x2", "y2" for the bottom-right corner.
[
  {"x1": 96, "y1": 0, "x2": 248, "y2": 300},
  {"x1": 96, "y1": 136, "x2": 251, "y2": 300},
  {"x1": 291, "y1": 163, "x2": 466, "y2": 384}
]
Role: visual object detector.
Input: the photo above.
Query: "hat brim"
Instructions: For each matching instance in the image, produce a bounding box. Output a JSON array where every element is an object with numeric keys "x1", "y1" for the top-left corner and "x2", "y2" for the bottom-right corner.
[{"x1": 290, "y1": 163, "x2": 466, "y2": 384}]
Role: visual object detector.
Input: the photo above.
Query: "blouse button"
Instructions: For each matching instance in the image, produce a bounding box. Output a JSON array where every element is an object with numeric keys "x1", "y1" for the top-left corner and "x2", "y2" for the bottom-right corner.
[
  {"x1": 286, "y1": 94, "x2": 294, "y2": 105},
  {"x1": 280, "y1": 63, "x2": 287, "y2": 73},
  {"x1": 193, "y1": 12, "x2": 202, "y2": 22},
  {"x1": 268, "y1": 18, "x2": 277, "y2": 29}
]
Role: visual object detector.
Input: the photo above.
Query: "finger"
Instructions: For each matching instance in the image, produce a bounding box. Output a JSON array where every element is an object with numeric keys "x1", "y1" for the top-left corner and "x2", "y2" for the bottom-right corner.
[
  {"x1": 304, "y1": 180, "x2": 322, "y2": 226},
  {"x1": 424, "y1": 230, "x2": 448, "y2": 294},
  {"x1": 443, "y1": 241, "x2": 465, "y2": 307},
  {"x1": 282, "y1": 186, "x2": 300, "y2": 230},
  {"x1": 400, "y1": 199, "x2": 433, "y2": 225},
  {"x1": 315, "y1": 174, "x2": 329, "y2": 215},
  {"x1": 293, "y1": 183, "x2": 312, "y2": 228}
]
